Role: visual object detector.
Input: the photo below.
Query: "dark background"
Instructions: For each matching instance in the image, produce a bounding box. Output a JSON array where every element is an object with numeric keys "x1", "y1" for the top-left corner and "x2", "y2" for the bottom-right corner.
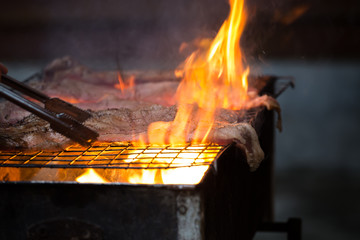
[
  {"x1": 1, "y1": 0, "x2": 359, "y2": 64},
  {"x1": 1, "y1": 0, "x2": 360, "y2": 239}
]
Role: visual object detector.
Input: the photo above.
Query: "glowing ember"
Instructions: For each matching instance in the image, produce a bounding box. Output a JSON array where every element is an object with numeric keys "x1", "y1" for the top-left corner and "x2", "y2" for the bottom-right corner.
[
  {"x1": 145, "y1": 0, "x2": 250, "y2": 145},
  {"x1": 76, "y1": 169, "x2": 109, "y2": 183}
]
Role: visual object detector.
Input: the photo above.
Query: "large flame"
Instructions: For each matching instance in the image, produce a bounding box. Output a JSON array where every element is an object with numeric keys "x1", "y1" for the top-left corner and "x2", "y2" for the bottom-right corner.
[
  {"x1": 146, "y1": 0, "x2": 249, "y2": 145},
  {"x1": 78, "y1": 0, "x2": 249, "y2": 185}
]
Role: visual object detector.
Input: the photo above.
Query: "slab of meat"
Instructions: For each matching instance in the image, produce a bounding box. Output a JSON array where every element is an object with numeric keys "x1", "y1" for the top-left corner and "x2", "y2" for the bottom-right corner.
[{"x1": 0, "y1": 57, "x2": 281, "y2": 171}]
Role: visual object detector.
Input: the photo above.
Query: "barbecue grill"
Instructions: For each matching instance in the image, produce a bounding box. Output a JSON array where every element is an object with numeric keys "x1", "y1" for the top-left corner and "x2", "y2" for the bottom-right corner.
[{"x1": 0, "y1": 76, "x2": 299, "y2": 240}]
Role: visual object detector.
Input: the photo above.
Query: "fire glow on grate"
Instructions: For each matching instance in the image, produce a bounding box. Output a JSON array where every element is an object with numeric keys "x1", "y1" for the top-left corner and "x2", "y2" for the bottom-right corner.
[{"x1": 0, "y1": 142, "x2": 224, "y2": 185}]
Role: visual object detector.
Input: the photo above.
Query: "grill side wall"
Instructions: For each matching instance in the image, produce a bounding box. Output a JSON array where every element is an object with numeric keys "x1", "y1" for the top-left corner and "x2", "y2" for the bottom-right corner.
[
  {"x1": 0, "y1": 183, "x2": 190, "y2": 240},
  {"x1": 201, "y1": 109, "x2": 274, "y2": 240}
]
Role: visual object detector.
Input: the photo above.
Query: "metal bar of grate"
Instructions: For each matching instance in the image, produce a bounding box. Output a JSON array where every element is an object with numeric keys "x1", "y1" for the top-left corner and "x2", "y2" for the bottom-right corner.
[{"x1": 0, "y1": 142, "x2": 224, "y2": 169}]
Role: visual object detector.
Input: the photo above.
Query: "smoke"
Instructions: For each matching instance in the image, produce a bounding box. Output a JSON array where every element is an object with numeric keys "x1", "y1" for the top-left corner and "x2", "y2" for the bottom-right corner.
[
  {"x1": 110, "y1": 0, "x2": 231, "y2": 70},
  {"x1": 35, "y1": 0, "x2": 232, "y2": 70},
  {"x1": 1, "y1": 0, "x2": 311, "y2": 70}
]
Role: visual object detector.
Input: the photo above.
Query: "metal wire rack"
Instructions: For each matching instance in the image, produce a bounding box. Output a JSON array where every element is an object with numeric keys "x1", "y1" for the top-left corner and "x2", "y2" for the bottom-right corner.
[{"x1": 0, "y1": 142, "x2": 224, "y2": 169}]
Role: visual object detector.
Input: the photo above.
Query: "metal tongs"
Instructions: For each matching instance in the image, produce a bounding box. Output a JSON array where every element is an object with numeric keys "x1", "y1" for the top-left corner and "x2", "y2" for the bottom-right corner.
[{"x1": 0, "y1": 74, "x2": 99, "y2": 146}]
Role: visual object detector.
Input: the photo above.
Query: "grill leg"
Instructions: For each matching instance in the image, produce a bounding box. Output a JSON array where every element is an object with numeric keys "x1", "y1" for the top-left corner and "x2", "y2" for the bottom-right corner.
[{"x1": 257, "y1": 218, "x2": 302, "y2": 240}]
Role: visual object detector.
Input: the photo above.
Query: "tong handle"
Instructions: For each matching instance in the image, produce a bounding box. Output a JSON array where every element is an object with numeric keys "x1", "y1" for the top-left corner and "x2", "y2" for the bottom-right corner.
[
  {"x1": 0, "y1": 83, "x2": 54, "y2": 122},
  {"x1": 51, "y1": 113, "x2": 99, "y2": 146},
  {"x1": 0, "y1": 83, "x2": 98, "y2": 146},
  {"x1": 1, "y1": 74, "x2": 49, "y2": 103},
  {"x1": 45, "y1": 97, "x2": 91, "y2": 123},
  {"x1": 1, "y1": 74, "x2": 91, "y2": 122}
]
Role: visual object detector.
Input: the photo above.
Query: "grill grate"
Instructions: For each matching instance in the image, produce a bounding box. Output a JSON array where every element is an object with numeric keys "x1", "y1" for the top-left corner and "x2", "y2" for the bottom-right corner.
[{"x1": 0, "y1": 142, "x2": 224, "y2": 169}]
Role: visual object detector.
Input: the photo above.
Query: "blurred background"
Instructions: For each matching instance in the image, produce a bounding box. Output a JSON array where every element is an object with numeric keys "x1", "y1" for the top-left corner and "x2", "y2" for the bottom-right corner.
[{"x1": 1, "y1": 0, "x2": 360, "y2": 239}]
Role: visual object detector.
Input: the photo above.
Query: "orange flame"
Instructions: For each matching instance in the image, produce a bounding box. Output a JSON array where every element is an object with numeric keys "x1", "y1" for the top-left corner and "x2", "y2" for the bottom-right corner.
[
  {"x1": 76, "y1": 169, "x2": 109, "y2": 183},
  {"x1": 115, "y1": 72, "x2": 135, "y2": 96},
  {"x1": 145, "y1": 0, "x2": 249, "y2": 145}
]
